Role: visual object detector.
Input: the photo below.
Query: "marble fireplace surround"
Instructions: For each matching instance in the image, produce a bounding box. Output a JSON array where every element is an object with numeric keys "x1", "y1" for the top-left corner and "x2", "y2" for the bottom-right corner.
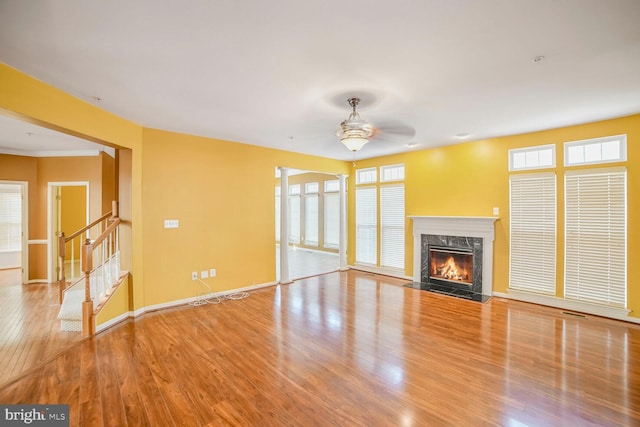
[{"x1": 409, "y1": 216, "x2": 498, "y2": 297}]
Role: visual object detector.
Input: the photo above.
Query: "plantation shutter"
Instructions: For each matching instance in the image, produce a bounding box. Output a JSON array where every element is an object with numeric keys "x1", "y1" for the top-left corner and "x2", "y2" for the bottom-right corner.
[
  {"x1": 0, "y1": 186, "x2": 22, "y2": 252},
  {"x1": 288, "y1": 195, "x2": 300, "y2": 244},
  {"x1": 565, "y1": 169, "x2": 626, "y2": 308},
  {"x1": 275, "y1": 188, "x2": 280, "y2": 242},
  {"x1": 304, "y1": 194, "x2": 319, "y2": 246},
  {"x1": 509, "y1": 173, "x2": 556, "y2": 294},
  {"x1": 324, "y1": 193, "x2": 339, "y2": 249},
  {"x1": 380, "y1": 185, "x2": 404, "y2": 269},
  {"x1": 356, "y1": 187, "x2": 377, "y2": 264}
]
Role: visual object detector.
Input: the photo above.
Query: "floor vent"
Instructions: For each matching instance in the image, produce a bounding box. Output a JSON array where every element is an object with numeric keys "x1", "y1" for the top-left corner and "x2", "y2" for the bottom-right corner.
[{"x1": 562, "y1": 311, "x2": 587, "y2": 318}]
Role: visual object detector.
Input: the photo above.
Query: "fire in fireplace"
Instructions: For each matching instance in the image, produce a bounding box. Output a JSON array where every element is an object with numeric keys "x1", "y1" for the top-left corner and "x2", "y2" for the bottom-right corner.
[{"x1": 429, "y1": 247, "x2": 473, "y2": 285}]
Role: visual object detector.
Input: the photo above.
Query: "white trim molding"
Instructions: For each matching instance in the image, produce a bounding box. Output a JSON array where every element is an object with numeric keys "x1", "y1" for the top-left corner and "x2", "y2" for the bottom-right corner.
[
  {"x1": 409, "y1": 216, "x2": 498, "y2": 296},
  {"x1": 493, "y1": 290, "x2": 639, "y2": 325}
]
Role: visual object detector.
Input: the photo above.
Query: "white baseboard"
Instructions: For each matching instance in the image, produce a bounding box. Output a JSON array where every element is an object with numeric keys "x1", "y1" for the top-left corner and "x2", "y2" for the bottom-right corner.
[
  {"x1": 133, "y1": 280, "x2": 279, "y2": 317},
  {"x1": 95, "y1": 311, "x2": 133, "y2": 333},
  {"x1": 493, "y1": 290, "x2": 640, "y2": 324},
  {"x1": 349, "y1": 264, "x2": 413, "y2": 281}
]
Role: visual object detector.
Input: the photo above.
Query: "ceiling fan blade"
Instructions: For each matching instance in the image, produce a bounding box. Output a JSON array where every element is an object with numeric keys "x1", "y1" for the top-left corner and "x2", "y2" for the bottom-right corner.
[{"x1": 371, "y1": 119, "x2": 416, "y2": 143}]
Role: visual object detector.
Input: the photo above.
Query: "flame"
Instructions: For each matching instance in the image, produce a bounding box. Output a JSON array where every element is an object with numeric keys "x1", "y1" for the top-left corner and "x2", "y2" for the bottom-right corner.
[{"x1": 435, "y1": 256, "x2": 469, "y2": 282}]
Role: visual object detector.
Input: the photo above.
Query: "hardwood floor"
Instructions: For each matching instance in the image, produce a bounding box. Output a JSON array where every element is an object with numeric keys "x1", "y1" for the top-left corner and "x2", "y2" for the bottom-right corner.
[
  {"x1": 1, "y1": 270, "x2": 639, "y2": 426},
  {"x1": 0, "y1": 269, "x2": 81, "y2": 386}
]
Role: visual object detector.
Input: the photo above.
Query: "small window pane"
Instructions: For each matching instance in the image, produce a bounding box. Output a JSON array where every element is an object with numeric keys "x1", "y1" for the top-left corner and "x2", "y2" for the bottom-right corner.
[
  {"x1": 602, "y1": 141, "x2": 620, "y2": 161},
  {"x1": 567, "y1": 145, "x2": 584, "y2": 164},
  {"x1": 584, "y1": 143, "x2": 601, "y2": 163},
  {"x1": 564, "y1": 135, "x2": 626, "y2": 166},
  {"x1": 509, "y1": 144, "x2": 555, "y2": 171},
  {"x1": 289, "y1": 184, "x2": 300, "y2": 195},
  {"x1": 513, "y1": 152, "x2": 526, "y2": 169},
  {"x1": 305, "y1": 182, "x2": 319, "y2": 193},
  {"x1": 356, "y1": 168, "x2": 377, "y2": 184},
  {"x1": 325, "y1": 180, "x2": 340, "y2": 192},
  {"x1": 380, "y1": 164, "x2": 405, "y2": 182}
]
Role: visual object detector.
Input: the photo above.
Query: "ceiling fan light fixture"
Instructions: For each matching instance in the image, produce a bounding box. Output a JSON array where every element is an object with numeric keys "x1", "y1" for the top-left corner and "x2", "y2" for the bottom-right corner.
[{"x1": 338, "y1": 97, "x2": 373, "y2": 152}]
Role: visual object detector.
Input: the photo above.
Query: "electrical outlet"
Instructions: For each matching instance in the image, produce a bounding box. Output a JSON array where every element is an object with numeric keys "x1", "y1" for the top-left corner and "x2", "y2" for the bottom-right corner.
[
  {"x1": 191, "y1": 272, "x2": 198, "y2": 280},
  {"x1": 201, "y1": 270, "x2": 209, "y2": 279},
  {"x1": 493, "y1": 207, "x2": 500, "y2": 215},
  {"x1": 210, "y1": 268, "x2": 216, "y2": 277}
]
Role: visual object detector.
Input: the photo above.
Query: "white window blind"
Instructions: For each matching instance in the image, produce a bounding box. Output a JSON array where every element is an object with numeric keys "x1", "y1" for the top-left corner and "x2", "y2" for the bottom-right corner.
[
  {"x1": 509, "y1": 173, "x2": 557, "y2": 294},
  {"x1": 564, "y1": 169, "x2": 626, "y2": 308},
  {"x1": 288, "y1": 194, "x2": 300, "y2": 244},
  {"x1": 380, "y1": 185, "x2": 404, "y2": 269},
  {"x1": 0, "y1": 186, "x2": 22, "y2": 252},
  {"x1": 275, "y1": 188, "x2": 280, "y2": 242},
  {"x1": 304, "y1": 194, "x2": 319, "y2": 246},
  {"x1": 356, "y1": 187, "x2": 377, "y2": 264},
  {"x1": 324, "y1": 193, "x2": 339, "y2": 249}
]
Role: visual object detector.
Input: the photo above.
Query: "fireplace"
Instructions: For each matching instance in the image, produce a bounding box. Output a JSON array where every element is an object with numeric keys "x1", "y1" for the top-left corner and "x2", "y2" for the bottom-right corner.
[
  {"x1": 422, "y1": 234, "x2": 484, "y2": 295},
  {"x1": 409, "y1": 216, "x2": 498, "y2": 301},
  {"x1": 429, "y1": 246, "x2": 473, "y2": 285}
]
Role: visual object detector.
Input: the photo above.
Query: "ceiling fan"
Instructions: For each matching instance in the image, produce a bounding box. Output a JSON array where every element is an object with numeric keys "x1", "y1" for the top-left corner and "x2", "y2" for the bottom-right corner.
[{"x1": 336, "y1": 97, "x2": 415, "y2": 152}]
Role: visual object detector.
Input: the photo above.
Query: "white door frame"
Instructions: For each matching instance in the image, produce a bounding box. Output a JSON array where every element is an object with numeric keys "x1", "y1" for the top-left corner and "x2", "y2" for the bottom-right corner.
[
  {"x1": 47, "y1": 181, "x2": 90, "y2": 283},
  {"x1": 0, "y1": 180, "x2": 29, "y2": 284}
]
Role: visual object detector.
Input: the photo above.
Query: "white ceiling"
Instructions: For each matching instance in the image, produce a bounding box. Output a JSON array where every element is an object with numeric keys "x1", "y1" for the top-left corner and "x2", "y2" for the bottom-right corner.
[{"x1": 1, "y1": 0, "x2": 639, "y2": 161}]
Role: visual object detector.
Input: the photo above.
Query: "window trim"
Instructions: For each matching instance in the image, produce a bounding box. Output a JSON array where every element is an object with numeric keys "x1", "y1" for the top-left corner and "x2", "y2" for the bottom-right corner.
[
  {"x1": 564, "y1": 134, "x2": 627, "y2": 167},
  {"x1": 509, "y1": 144, "x2": 556, "y2": 171}
]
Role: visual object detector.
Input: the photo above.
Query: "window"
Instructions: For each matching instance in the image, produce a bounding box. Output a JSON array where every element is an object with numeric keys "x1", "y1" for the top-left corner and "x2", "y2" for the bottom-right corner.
[
  {"x1": 509, "y1": 145, "x2": 555, "y2": 171},
  {"x1": 288, "y1": 185, "x2": 301, "y2": 244},
  {"x1": 275, "y1": 187, "x2": 280, "y2": 242},
  {"x1": 509, "y1": 173, "x2": 556, "y2": 294},
  {"x1": 324, "y1": 180, "x2": 339, "y2": 192},
  {"x1": 0, "y1": 185, "x2": 22, "y2": 252},
  {"x1": 304, "y1": 194, "x2": 319, "y2": 246},
  {"x1": 380, "y1": 185, "x2": 404, "y2": 269},
  {"x1": 355, "y1": 164, "x2": 405, "y2": 270},
  {"x1": 324, "y1": 192, "x2": 339, "y2": 249},
  {"x1": 564, "y1": 135, "x2": 626, "y2": 166},
  {"x1": 564, "y1": 168, "x2": 626, "y2": 308},
  {"x1": 380, "y1": 164, "x2": 405, "y2": 182},
  {"x1": 356, "y1": 168, "x2": 377, "y2": 184},
  {"x1": 305, "y1": 182, "x2": 319, "y2": 193},
  {"x1": 355, "y1": 187, "x2": 377, "y2": 264}
]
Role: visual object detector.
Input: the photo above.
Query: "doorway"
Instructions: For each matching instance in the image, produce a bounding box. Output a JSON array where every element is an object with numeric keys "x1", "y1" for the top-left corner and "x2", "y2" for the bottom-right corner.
[
  {"x1": 0, "y1": 181, "x2": 28, "y2": 284},
  {"x1": 48, "y1": 182, "x2": 89, "y2": 283}
]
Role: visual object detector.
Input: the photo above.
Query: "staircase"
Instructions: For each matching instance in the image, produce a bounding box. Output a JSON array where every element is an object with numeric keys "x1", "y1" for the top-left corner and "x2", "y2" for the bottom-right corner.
[{"x1": 56, "y1": 201, "x2": 123, "y2": 335}]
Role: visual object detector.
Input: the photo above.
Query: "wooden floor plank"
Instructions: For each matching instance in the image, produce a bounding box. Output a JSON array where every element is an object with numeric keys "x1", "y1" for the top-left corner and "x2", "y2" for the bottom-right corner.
[{"x1": 1, "y1": 270, "x2": 639, "y2": 426}]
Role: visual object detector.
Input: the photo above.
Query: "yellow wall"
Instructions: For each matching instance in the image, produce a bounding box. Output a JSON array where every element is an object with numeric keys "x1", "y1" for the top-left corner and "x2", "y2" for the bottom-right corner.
[
  {"x1": 60, "y1": 185, "x2": 87, "y2": 260},
  {"x1": 139, "y1": 128, "x2": 348, "y2": 307},
  {"x1": 353, "y1": 113, "x2": 640, "y2": 317},
  {"x1": 95, "y1": 274, "x2": 131, "y2": 326}
]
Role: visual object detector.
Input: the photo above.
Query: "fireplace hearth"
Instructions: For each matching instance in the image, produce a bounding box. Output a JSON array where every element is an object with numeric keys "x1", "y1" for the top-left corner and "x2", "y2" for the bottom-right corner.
[{"x1": 406, "y1": 216, "x2": 498, "y2": 303}]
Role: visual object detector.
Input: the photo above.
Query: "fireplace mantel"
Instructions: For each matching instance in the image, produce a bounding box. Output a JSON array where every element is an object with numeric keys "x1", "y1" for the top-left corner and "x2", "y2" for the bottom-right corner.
[{"x1": 409, "y1": 216, "x2": 499, "y2": 296}]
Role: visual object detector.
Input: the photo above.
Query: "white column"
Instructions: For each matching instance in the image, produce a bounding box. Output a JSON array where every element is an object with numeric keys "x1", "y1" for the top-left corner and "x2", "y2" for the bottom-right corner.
[
  {"x1": 278, "y1": 167, "x2": 291, "y2": 284},
  {"x1": 338, "y1": 174, "x2": 348, "y2": 271}
]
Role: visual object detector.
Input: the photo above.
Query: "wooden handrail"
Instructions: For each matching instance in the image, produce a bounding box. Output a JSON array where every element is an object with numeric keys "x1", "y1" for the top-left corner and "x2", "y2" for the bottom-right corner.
[
  {"x1": 58, "y1": 201, "x2": 119, "y2": 304},
  {"x1": 65, "y1": 210, "x2": 112, "y2": 242},
  {"x1": 86, "y1": 217, "x2": 120, "y2": 250}
]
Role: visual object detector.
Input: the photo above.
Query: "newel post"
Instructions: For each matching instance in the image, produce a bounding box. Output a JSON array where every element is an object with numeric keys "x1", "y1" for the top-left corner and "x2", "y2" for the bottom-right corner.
[
  {"x1": 58, "y1": 232, "x2": 66, "y2": 303},
  {"x1": 82, "y1": 238, "x2": 95, "y2": 336},
  {"x1": 111, "y1": 200, "x2": 119, "y2": 219}
]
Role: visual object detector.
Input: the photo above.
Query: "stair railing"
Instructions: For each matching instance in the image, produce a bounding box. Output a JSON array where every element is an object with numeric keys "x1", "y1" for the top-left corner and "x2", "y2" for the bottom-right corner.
[
  {"x1": 81, "y1": 202, "x2": 121, "y2": 336},
  {"x1": 58, "y1": 202, "x2": 117, "y2": 303}
]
